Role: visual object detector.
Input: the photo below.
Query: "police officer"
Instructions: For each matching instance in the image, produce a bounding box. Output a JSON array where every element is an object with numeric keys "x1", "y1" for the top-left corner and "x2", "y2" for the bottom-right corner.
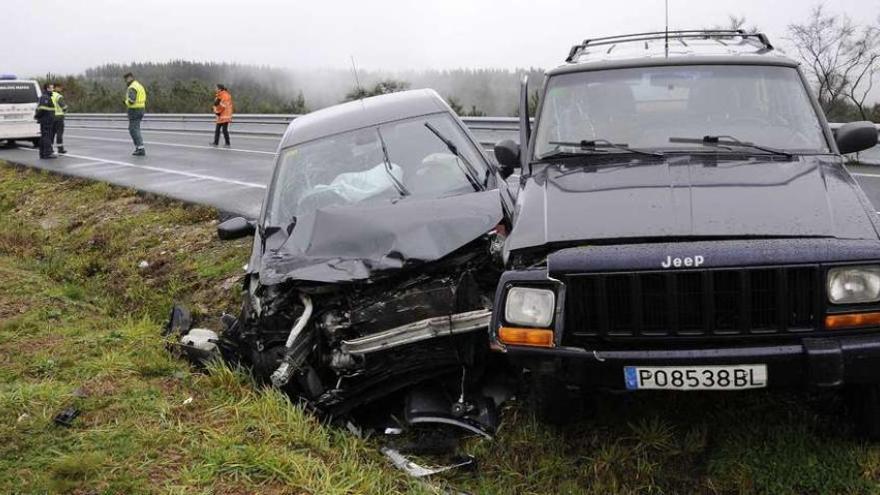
[
  {"x1": 34, "y1": 83, "x2": 57, "y2": 159},
  {"x1": 51, "y1": 84, "x2": 69, "y2": 154},
  {"x1": 123, "y1": 72, "x2": 147, "y2": 156}
]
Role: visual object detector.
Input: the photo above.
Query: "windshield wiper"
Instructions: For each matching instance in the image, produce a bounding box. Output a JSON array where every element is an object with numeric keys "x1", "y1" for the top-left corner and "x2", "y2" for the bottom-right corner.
[
  {"x1": 424, "y1": 122, "x2": 484, "y2": 191},
  {"x1": 547, "y1": 139, "x2": 665, "y2": 158},
  {"x1": 376, "y1": 129, "x2": 411, "y2": 197},
  {"x1": 669, "y1": 135, "x2": 793, "y2": 158}
]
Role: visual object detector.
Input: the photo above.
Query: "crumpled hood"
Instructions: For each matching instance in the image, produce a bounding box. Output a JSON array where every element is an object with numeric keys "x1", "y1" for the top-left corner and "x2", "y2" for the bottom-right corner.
[
  {"x1": 258, "y1": 190, "x2": 503, "y2": 284},
  {"x1": 506, "y1": 155, "x2": 880, "y2": 253}
]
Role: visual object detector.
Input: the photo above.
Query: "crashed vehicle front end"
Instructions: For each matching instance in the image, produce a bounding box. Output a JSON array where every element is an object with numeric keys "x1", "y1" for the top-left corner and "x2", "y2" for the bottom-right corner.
[
  {"x1": 174, "y1": 89, "x2": 514, "y2": 436},
  {"x1": 235, "y1": 190, "x2": 507, "y2": 426}
]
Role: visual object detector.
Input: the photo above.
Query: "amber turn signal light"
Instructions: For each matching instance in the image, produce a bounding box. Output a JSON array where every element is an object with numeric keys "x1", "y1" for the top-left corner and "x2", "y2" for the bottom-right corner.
[
  {"x1": 497, "y1": 327, "x2": 554, "y2": 348},
  {"x1": 825, "y1": 311, "x2": 880, "y2": 330}
]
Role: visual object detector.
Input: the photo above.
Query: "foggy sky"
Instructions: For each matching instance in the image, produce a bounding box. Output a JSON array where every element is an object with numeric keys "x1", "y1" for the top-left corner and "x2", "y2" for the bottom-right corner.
[{"x1": 5, "y1": 0, "x2": 877, "y2": 77}]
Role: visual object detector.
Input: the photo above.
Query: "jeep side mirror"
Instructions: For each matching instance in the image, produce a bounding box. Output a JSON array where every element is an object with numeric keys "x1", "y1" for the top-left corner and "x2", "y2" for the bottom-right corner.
[
  {"x1": 217, "y1": 216, "x2": 255, "y2": 240},
  {"x1": 494, "y1": 139, "x2": 520, "y2": 178},
  {"x1": 836, "y1": 121, "x2": 878, "y2": 155}
]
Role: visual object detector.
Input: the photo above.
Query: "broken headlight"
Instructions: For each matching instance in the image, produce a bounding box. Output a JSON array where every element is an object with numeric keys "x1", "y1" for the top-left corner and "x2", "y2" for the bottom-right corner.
[
  {"x1": 828, "y1": 266, "x2": 880, "y2": 304},
  {"x1": 504, "y1": 287, "x2": 555, "y2": 327}
]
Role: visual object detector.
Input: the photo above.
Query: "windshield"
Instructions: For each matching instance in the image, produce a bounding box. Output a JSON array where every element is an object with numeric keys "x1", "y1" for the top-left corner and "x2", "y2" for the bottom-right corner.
[
  {"x1": 0, "y1": 82, "x2": 38, "y2": 104},
  {"x1": 534, "y1": 65, "x2": 829, "y2": 158},
  {"x1": 266, "y1": 113, "x2": 487, "y2": 225}
]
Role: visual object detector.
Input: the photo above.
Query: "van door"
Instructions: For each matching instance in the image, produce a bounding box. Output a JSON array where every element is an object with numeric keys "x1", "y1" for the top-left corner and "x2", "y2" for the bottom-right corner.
[{"x1": 0, "y1": 81, "x2": 41, "y2": 141}]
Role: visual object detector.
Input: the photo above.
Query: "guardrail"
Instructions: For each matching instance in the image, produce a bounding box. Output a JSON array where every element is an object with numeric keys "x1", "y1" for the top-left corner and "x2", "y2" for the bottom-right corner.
[
  {"x1": 64, "y1": 113, "x2": 522, "y2": 149},
  {"x1": 64, "y1": 114, "x2": 879, "y2": 159},
  {"x1": 66, "y1": 113, "x2": 521, "y2": 133}
]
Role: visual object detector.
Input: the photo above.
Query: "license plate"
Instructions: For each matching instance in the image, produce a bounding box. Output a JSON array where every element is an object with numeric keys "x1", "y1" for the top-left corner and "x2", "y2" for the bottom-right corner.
[{"x1": 624, "y1": 365, "x2": 767, "y2": 390}]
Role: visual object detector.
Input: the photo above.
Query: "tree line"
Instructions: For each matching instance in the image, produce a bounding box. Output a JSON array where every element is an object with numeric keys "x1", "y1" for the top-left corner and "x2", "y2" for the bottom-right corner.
[{"x1": 41, "y1": 61, "x2": 308, "y2": 114}]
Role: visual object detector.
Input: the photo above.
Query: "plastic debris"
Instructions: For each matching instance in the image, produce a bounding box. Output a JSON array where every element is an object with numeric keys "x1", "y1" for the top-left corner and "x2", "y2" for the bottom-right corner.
[
  {"x1": 380, "y1": 447, "x2": 476, "y2": 478},
  {"x1": 53, "y1": 407, "x2": 80, "y2": 427}
]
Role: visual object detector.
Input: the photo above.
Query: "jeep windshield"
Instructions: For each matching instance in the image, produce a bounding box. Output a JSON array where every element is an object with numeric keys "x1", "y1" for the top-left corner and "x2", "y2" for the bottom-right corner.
[
  {"x1": 265, "y1": 113, "x2": 487, "y2": 225},
  {"x1": 534, "y1": 64, "x2": 829, "y2": 159}
]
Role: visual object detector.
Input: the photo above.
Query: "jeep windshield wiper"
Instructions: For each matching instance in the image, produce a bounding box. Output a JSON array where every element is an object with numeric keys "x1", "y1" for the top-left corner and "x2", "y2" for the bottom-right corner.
[
  {"x1": 669, "y1": 135, "x2": 793, "y2": 158},
  {"x1": 547, "y1": 139, "x2": 664, "y2": 158},
  {"x1": 424, "y1": 122, "x2": 484, "y2": 191},
  {"x1": 376, "y1": 129, "x2": 410, "y2": 197}
]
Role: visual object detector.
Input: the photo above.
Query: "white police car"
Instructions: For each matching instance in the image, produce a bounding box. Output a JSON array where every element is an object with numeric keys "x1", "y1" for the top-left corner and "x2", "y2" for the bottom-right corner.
[{"x1": 0, "y1": 75, "x2": 42, "y2": 147}]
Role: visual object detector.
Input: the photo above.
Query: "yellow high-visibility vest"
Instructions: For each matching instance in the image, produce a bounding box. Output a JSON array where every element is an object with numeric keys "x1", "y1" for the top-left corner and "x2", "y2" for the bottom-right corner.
[
  {"x1": 51, "y1": 92, "x2": 65, "y2": 116},
  {"x1": 125, "y1": 80, "x2": 146, "y2": 109}
]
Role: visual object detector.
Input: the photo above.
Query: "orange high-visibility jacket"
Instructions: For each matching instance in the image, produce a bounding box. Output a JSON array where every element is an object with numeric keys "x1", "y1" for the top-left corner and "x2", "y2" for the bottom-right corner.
[{"x1": 213, "y1": 90, "x2": 233, "y2": 124}]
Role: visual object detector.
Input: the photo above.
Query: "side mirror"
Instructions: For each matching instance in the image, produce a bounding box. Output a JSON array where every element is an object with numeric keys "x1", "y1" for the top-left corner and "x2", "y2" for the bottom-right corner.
[
  {"x1": 836, "y1": 121, "x2": 878, "y2": 155},
  {"x1": 494, "y1": 139, "x2": 520, "y2": 178},
  {"x1": 217, "y1": 216, "x2": 255, "y2": 240}
]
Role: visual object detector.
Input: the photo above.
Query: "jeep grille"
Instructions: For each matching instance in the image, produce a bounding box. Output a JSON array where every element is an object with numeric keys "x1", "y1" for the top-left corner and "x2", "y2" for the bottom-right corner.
[{"x1": 563, "y1": 266, "x2": 820, "y2": 345}]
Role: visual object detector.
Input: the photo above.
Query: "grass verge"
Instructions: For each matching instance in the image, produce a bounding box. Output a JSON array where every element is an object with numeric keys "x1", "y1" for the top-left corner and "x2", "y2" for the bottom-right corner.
[{"x1": 3, "y1": 161, "x2": 880, "y2": 494}]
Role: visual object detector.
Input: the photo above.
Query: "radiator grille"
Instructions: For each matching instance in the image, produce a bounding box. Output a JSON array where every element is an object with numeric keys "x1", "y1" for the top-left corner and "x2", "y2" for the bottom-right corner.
[{"x1": 563, "y1": 266, "x2": 819, "y2": 345}]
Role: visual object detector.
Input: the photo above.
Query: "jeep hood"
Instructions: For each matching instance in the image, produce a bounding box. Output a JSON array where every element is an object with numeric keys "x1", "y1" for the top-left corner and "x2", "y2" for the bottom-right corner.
[
  {"x1": 257, "y1": 190, "x2": 503, "y2": 284},
  {"x1": 506, "y1": 156, "x2": 880, "y2": 253}
]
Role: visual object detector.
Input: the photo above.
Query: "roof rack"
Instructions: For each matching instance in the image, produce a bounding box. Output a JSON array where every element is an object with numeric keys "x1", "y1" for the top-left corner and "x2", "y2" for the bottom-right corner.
[{"x1": 565, "y1": 30, "x2": 774, "y2": 63}]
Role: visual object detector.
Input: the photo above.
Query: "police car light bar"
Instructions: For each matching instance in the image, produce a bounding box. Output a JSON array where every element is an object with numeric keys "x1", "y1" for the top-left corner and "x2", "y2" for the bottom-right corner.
[{"x1": 0, "y1": 74, "x2": 17, "y2": 80}]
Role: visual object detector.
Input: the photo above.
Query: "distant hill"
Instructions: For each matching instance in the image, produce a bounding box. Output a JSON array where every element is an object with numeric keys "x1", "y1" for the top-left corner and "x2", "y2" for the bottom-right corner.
[
  {"x1": 42, "y1": 60, "x2": 546, "y2": 115},
  {"x1": 44, "y1": 61, "x2": 307, "y2": 114}
]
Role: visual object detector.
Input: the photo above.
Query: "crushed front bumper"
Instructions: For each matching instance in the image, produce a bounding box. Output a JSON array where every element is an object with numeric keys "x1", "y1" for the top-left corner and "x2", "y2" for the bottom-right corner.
[{"x1": 504, "y1": 333, "x2": 880, "y2": 389}]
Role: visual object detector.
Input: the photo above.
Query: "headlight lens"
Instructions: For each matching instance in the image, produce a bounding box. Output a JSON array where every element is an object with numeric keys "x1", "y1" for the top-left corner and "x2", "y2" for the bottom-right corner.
[
  {"x1": 504, "y1": 287, "x2": 555, "y2": 327},
  {"x1": 828, "y1": 266, "x2": 880, "y2": 304}
]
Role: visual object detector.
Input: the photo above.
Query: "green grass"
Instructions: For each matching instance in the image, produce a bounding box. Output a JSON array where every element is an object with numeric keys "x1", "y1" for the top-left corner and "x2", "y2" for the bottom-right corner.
[{"x1": 3, "y1": 161, "x2": 880, "y2": 494}]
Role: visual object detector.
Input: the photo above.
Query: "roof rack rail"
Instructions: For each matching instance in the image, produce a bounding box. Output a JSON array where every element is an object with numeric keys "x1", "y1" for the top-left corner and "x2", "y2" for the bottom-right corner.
[{"x1": 565, "y1": 29, "x2": 774, "y2": 63}]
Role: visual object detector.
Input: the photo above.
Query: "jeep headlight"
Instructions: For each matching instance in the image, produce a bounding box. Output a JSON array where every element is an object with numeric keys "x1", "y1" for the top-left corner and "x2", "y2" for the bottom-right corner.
[
  {"x1": 828, "y1": 266, "x2": 880, "y2": 304},
  {"x1": 504, "y1": 287, "x2": 555, "y2": 327}
]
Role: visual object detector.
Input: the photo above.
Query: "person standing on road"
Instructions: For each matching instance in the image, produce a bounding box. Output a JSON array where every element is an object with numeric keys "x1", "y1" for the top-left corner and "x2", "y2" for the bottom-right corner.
[
  {"x1": 211, "y1": 84, "x2": 233, "y2": 147},
  {"x1": 124, "y1": 72, "x2": 147, "y2": 156},
  {"x1": 51, "y1": 83, "x2": 69, "y2": 154},
  {"x1": 35, "y1": 83, "x2": 57, "y2": 159}
]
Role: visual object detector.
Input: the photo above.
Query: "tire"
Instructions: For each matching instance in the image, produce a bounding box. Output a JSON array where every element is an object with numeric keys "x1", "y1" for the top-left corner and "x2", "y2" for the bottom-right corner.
[{"x1": 849, "y1": 384, "x2": 880, "y2": 440}]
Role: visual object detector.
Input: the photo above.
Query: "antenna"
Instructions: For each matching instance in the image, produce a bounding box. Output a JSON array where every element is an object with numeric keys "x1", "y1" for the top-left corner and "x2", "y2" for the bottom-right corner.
[
  {"x1": 349, "y1": 55, "x2": 362, "y2": 94},
  {"x1": 664, "y1": 0, "x2": 669, "y2": 57}
]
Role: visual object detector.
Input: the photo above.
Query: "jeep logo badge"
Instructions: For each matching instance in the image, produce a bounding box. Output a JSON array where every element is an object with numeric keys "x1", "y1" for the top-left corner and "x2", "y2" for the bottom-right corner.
[{"x1": 661, "y1": 255, "x2": 704, "y2": 269}]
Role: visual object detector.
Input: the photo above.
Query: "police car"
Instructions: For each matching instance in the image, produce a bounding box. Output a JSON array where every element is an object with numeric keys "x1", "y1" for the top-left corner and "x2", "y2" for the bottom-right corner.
[{"x1": 0, "y1": 75, "x2": 41, "y2": 147}]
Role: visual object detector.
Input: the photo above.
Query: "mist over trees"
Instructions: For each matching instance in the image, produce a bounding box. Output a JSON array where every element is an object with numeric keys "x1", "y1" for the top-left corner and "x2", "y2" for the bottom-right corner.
[{"x1": 40, "y1": 61, "x2": 544, "y2": 117}]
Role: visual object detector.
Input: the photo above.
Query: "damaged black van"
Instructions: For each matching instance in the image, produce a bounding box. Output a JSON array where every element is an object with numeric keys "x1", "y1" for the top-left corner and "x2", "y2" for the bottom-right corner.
[
  {"x1": 171, "y1": 89, "x2": 513, "y2": 435},
  {"x1": 490, "y1": 30, "x2": 880, "y2": 436}
]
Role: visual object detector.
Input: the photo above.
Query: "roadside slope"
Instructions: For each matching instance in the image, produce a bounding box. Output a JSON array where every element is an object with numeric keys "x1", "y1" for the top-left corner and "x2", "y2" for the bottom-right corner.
[{"x1": 0, "y1": 162, "x2": 424, "y2": 494}]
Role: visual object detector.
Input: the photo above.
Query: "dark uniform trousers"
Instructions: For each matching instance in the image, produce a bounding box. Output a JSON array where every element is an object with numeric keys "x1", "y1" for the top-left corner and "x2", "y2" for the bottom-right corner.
[
  {"x1": 39, "y1": 119, "x2": 55, "y2": 157},
  {"x1": 36, "y1": 93, "x2": 55, "y2": 157}
]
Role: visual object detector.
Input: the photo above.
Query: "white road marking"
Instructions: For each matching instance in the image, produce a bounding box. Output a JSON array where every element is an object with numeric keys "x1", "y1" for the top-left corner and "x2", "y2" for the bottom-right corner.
[
  {"x1": 22, "y1": 148, "x2": 267, "y2": 189},
  {"x1": 66, "y1": 126, "x2": 282, "y2": 141},
  {"x1": 65, "y1": 160, "x2": 108, "y2": 169},
  {"x1": 65, "y1": 134, "x2": 277, "y2": 155}
]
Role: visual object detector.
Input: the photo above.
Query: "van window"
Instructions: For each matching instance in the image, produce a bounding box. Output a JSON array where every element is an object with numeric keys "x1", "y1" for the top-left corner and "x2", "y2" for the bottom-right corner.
[{"x1": 0, "y1": 82, "x2": 38, "y2": 104}]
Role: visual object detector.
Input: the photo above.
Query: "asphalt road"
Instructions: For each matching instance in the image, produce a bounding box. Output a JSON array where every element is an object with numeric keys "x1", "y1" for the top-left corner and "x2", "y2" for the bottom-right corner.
[
  {"x1": 4, "y1": 126, "x2": 880, "y2": 219},
  {"x1": 0, "y1": 127, "x2": 278, "y2": 219}
]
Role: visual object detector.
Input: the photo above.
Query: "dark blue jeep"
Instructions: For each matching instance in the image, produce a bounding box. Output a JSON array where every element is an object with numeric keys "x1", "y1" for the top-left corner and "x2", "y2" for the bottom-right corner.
[{"x1": 490, "y1": 30, "x2": 880, "y2": 436}]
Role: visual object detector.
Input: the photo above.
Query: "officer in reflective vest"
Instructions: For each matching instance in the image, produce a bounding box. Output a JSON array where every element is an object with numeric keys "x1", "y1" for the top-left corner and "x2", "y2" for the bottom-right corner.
[
  {"x1": 123, "y1": 72, "x2": 147, "y2": 156},
  {"x1": 51, "y1": 85, "x2": 69, "y2": 154},
  {"x1": 34, "y1": 83, "x2": 57, "y2": 159}
]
